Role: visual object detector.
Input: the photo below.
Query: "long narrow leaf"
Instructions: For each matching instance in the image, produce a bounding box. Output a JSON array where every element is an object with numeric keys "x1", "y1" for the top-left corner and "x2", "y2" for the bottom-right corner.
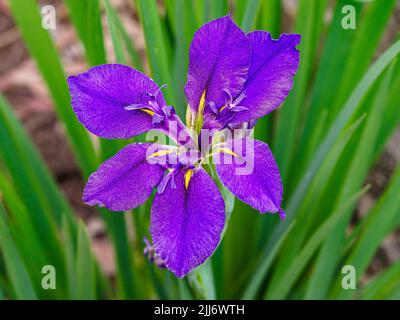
[
  {"x1": 0, "y1": 204, "x2": 37, "y2": 300},
  {"x1": 9, "y1": 0, "x2": 97, "y2": 177}
]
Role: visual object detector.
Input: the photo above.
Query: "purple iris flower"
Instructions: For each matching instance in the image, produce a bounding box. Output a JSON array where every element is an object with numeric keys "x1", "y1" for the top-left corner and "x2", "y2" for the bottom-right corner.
[{"x1": 67, "y1": 16, "x2": 300, "y2": 278}]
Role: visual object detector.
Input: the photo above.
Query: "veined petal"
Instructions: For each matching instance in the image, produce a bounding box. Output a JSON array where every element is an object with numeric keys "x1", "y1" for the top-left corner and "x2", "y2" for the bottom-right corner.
[
  {"x1": 68, "y1": 64, "x2": 166, "y2": 139},
  {"x1": 83, "y1": 143, "x2": 165, "y2": 211},
  {"x1": 213, "y1": 138, "x2": 284, "y2": 217},
  {"x1": 231, "y1": 32, "x2": 301, "y2": 125},
  {"x1": 150, "y1": 168, "x2": 225, "y2": 277},
  {"x1": 185, "y1": 16, "x2": 251, "y2": 114}
]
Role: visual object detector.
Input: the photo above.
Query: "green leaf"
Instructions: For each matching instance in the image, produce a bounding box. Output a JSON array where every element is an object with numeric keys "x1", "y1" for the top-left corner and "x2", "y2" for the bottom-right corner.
[
  {"x1": 240, "y1": 0, "x2": 262, "y2": 32},
  {"x1": 136, "y1": 0, "x2": 176, "y2": 106},
  {"x1": 104, "y1": 0, "x2": 127, "y2": 64},
  {"x1": 169, "y1": 0, "x2": 199, "y2": 117},
  {"x1": 293, "y1": 0, "x2": 363, "y2": 186},
  {"x1": 306, "y1": 62, "x2": 396, "y2": 299},
  {"x1": 76, "y1": 220, "x2": 96, "y2": 300},
  {"x1": 189, "y1": 260, "x2": 216, "y2": 299},
  {"x1": 264, "y1": 185, "x2": 369, "y2": 299},
  {"x1": 0, "y1": 95, "x2": 73, "y2": 292},
  {"x1": 257, "y1": 0, "x2": 281, "y2": 38},
  {"x1": 204, "y1": 0, "x2": 228, "y2": 22},
  {"x1": 330, "y1": 0, "x2": 396, "y2": 121},
  {"x1": 267, "y1": 39, "x2": 400, "y2": 254},
  {"x1": 331, "y1": 163, "x2": 400, "y2": 299},
  {"x1": 242, "y1": 221, "x2": 296, "y2": 299},
  {"x1": 359, "y1": 260, "x2": 400, "y2": 300},
  {"x1": 265, "y1": 114, "x2": 366, "y2": 298},
  {"x1": 9, "y1": 0, "x2": 97, "y2": 177},
  {"x1": 62, "y1": 216, "x2": 78, "y2": 299},
  {"x1": 102, "y1": 212, "x2": 140, "y2": 299},
  {"x1": 0, "y1": 204, "x2": 37, "y2": 300},
  {"x1": 104, "y1": 0, "x2": 143, "y2": 68},
  {"x1": 65, "y1": 0, "x2": 106, "y2": 65},
  {"x1": 273, "y1": 0, "x2": 328, "y2": 185},
  {"x1": 297, "y1": 0, "x2": 396, "y2": 182}
]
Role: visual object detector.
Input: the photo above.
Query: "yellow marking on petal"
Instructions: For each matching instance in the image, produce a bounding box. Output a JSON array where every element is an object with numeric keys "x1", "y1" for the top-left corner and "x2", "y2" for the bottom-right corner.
[
  {"x1": 219, "y1": 105, "x2": 226, "y2": 112},
  {"x1": 199, "y1": 91, "x2": 206, "y2": 113},
  {"x1": 215, "y1": 148, "x2": 239, "y2": 157},
  {"x1": 185, "y1": 169, "x2": 193, "y2": 190},
  {"x1": 195, "y1": 91, "x2": 206, "y2": 134},
  {"x1": 147, "y1": 149, "x2": 174, "y2": 159},
  {"x1": 140, "y1": 108, "x2": 155, "y2": 116},
  {"x1": 185, "y1": 104, "x2": 193, "y2": 127}
]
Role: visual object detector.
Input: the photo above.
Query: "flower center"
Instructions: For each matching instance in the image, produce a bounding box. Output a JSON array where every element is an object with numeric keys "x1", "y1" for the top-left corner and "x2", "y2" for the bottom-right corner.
[{"x1": 124, "y1": 84, "x2": 173, "y2": 125}]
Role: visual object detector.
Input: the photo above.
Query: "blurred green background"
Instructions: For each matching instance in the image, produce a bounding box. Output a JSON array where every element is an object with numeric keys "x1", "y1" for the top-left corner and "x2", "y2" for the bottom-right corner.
[{"x1": 0, "y1": 0, "x2": 400, "y2": 300}]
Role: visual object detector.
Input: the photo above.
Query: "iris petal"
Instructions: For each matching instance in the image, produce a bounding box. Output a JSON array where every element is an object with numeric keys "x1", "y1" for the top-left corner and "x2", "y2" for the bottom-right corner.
[
  {"x1": 184, "y1": 15, "x2": 251, "y2": 114},
  {"x1": 151, "y1": 168, "x2": 225, "y2": 277},
  {"x1": 68, "y1": 64, "x2": 166, "y2": 139},
  {"x1": 83, "y1": 143, "x2": 165, "y2": 211},
  {"x1": 213, "y1": 138, "x2": 284, "y2": 217},
  {"x1": 230, "y1": 32, "x2": 301, "y2": 125}
]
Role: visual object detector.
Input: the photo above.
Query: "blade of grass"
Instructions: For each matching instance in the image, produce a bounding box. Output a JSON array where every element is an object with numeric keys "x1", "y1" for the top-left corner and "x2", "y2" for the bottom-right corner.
[
  {"x1": 9, "y1": 0, "x2": 97, "y2": 177},
  {"x1": 331, "y1": 163, "x2": 400, "y2": 299},
  {"x1": 240, "y1": 0, "x2": 262, "y2": 32},
  {"x1": 65, "y1": 0, "x2": 106, "y2": 65},
  {"x1": 265, "y1": 39, "x2": 400, "y2": 256},
  {"x1": 0, "y1": 204, "x2": 37, "y2": 300},
  {"x1": 203, "y1": 0, "x2": 228, "y2": 22},
  {"x1": 101, "y1": 0, "x2": 134, "y2": 158},
  {"x1": 136, "y1": 0, "x2": 176, "y2": 106},
  {"x1": 273, "y1": 0, "x2": 328, "y2": 186},
  {"x1": 329, "y1": 0, "x2": 396, "y2": 122},
  {"x1": 0, "y1": 171, "x2": 64, "y2": 298},
  {"x1": 103, "y1": 0, "x2": 143, "y2": 69},
  {"x1": 104, "y1": 0, "x2": 127, "y2": 64},
  {"x1": 296, "y1": 0, "x2": 395, "y2": 187},
  {"x1": 189, "y1": 260, "x2": 216, "y2": 299},
  {"x1": 67, "y1": 0, "x2": 127, "y2": 160},
  {"x1": 264, "y1": 185, "x2": 369, "y2": 299},
  {"x1": 265, "y1": 114, "x2": 366, "y2": 295},
  {"x1": 242, "y1": 221, "x2": 295, "y2": 299},
  {"x1": 257, "y1": 0, "x2": 281, "y2": 38},
  {"x1": 67, "y1": 0, "x2": 143, "y2": 299},
  {"x1": 171, "y1": 0, "x2": 198, "y2": 117},
  {"x1": 359, "y1": 260, "x2": 400, "y2": 300},
  {"x1": 76, "y1": 220, "x2": 96, "y2": 300},
  {"x1": 305, "y1": 62, "x2": 395, "y2": 299},
  {"x1": 102, "y1": 212, "x2": 141, "y2": 299},
  {"x1": 234, "y1": 0, "x2": 247, "y2": 24},
  {"x1": 0, "y1": 96, "x2": 73, "y2": 291},
  {"x1": 62, "y1": 215, "x2": 78, "y2": 299},
  {"x1": 292, "y1": 0, "x2": 363, "y2": 190},
  {"x1": 0, "y1": 96, "x2": 72, "y2": 225}
]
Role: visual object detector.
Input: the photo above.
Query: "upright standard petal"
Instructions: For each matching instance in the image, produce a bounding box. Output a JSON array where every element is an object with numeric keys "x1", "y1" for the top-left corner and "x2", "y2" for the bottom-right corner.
[
  {"x1": 151, "y1": 168, "x2": 225, "y2": 277},
  {"x1": 213, "y1": 138, "x2": 284, "y2": 218},
  {"x1": 83, "y1": 143, "x2": 165, "y2": 211},
  {"x1": 68, "y1": 64, "x2": 166, "y2": 139},
  {"x1": 230, "y1": 32, "x2": 301, "y2": 125},
  {"x1": 184, "y1": 16, "x2": 251, "y2": 114}
]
